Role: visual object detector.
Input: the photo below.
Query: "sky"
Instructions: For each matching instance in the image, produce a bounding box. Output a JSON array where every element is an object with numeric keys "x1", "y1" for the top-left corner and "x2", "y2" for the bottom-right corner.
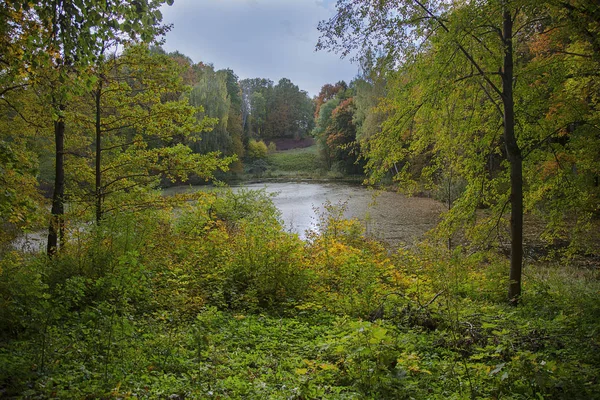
[{"x1": 158, "y1": 0, "x2": 358, "y2": 97}]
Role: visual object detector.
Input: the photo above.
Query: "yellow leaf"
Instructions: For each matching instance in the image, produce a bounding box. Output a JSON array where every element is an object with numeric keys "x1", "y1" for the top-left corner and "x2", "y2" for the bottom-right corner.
[{"x1": 319, "y1": 363, "x2": 338, "y2": 371}]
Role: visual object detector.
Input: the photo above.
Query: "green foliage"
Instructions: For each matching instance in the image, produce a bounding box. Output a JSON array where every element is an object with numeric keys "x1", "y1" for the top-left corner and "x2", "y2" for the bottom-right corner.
[
  {"x1": 0, "y1": 252, "x2": 49, "y2": 338},
  {"x1": 0, "y1": 138, "x2": 45, "y2": 246},
  {"x1": 265, "y1": 78, "x2": 315, "y2": 139},
  {"x1": 1, "y1": 190, "x2": 599, "y2": 397},
  {"x1": 64, "y1": 43, "x2": 231, "y2": 224},
  {"x1": 317, "y1": 0, "x2": 600, "y2": 303},
  {"x1": 189, "y1": 65, "x2": 233, "y2": 155},
  {"x1": 312, "y1": 84, "x2": 364, "y2": 174},
  {"x1": 240, "y1": 77, "x2": 314, "y2": 140},
  {"x1": 2, "y1": 0, "x2": 599, "y2": 397},
  {"x1": 246, "y1": 139, "x2": 269, "y2": 160},
  {"x1": 353, "y1": 75, "x2": 387, "y2": 142}
]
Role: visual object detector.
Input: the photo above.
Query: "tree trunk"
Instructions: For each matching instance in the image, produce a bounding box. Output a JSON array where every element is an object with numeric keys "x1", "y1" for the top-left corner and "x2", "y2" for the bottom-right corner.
[
  {"x1": 47, "y1": 109, "x2": 65, "y2": 257},
  {"x1": 501, "y1": 7, "x2": 523, "y2": 303},
  {"x1": 95, "y1": 86, "x2": 103, "y2": 224}
]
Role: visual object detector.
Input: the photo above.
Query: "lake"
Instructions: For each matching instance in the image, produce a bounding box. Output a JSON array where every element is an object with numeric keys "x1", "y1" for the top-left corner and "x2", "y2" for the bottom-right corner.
[
  {"x1": 164, "y1": 182, "x2": 445, "y2": 247},
  {"x1": 16, "y1": 182, "x2": 445, "y2": 252}
]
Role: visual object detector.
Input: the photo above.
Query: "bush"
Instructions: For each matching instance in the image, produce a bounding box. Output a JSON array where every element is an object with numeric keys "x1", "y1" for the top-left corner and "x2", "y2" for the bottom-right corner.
[
  {"x1": 246, "y1": 139, "x2": 268, "y2": 160},
  {"x1": 174, "y1": 189, "x2": 309, "y2": 311},
  {"x1": 0, "y1": 252, "x2": 49, "y2": 338},
  {"x1": 2, "y1": 184, "x2": 599, "y2": 398}
]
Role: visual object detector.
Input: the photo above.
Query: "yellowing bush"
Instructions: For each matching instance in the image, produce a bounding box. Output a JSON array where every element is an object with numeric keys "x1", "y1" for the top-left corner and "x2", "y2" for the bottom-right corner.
[{"x1": 246, "y1": 139, "x2": 268, "y2": 160}]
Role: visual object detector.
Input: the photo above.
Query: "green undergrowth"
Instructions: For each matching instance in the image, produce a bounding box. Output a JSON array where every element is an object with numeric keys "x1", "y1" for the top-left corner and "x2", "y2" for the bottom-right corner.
[{"x1": 1, "y1": 190, "x2": 598, "y2": 399}]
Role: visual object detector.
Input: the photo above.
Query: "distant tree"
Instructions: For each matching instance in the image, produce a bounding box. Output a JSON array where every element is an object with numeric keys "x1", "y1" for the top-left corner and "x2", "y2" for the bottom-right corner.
[
  {"x1": 240, "y1": 78, "x2": 274, "y2": 139},
  {"x1": 326, "y1": 98, "x2": 362, "y2": 174},
  {"x1": 189, "y1": 65, "x2": 232, "y2": 155},
  {"x1": 250, "y1": 92, "x2": 267, "y2": 137},
  {"x1": 266, "y1": 78, "x2": 314, "y2": 139},
  {"x1": 313, "y1": 96, "x2": 340, "y2": 170},
  {"x1": 312, "y1": 83, "x2": 361, "y2": 173},
  {"x1": 314, "y1": 82, "x2": 346, "y2": 121},
  {"x1": 222, "y1": 69, "x2": 245, "y2": 170}
]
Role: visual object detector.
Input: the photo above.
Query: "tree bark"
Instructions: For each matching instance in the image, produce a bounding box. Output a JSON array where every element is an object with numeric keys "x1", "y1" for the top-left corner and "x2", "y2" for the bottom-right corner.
[
  {"x1": 47, "y1": 108, "x2": 65, "y2": 257},
  {"x1": 501, "y1": 8, "x2": 523, "y2": 303},
  {"x1": 95, "y1": 85, "x2": 103, "y2": 224}
]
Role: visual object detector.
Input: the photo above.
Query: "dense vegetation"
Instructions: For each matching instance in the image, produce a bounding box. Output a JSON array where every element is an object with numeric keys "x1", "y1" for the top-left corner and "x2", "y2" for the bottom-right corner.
[
  {"x1": 1, "y1": 191, "x2": 599, "y2": 398},
  {"x1": 1, "y1": 0, "x2": 599, "y2": 398}
]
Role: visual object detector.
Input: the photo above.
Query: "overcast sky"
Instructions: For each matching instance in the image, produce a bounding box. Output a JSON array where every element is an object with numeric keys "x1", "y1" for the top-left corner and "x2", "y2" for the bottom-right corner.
[{"x1": 159, "y1": 0, "x2": 358, "y2": 97}]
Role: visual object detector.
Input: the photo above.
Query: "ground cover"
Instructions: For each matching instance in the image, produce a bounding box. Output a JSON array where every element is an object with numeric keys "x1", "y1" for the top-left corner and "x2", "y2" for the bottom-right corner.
[{"x1": 1, "y1": 190, "x2": 598, "y2": 399}]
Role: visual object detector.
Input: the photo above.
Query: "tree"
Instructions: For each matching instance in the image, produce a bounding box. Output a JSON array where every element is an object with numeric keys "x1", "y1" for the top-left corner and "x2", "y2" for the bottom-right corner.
[
  {"x1": 318, "y1": 0, "x2": 599, "y2": 303},
  {"x1": 8, "y1": 0, "x2": 174, "y2": 256},
  {"x1": 0, "y1": 96, "x2": 47, "y2": 247},
  {"x1": 520, "y1": 1, "x2": 600, "y2": 255},
  {"x1": 189, "y1": 65, "x2": 232, "y2": 155},
  {"x1": 222, "y1": 69, "x2": 245, "y2": 170},
  {"x1": 326, "y1": 98, "x2": 362, "y2": 174},
  {"x1": 352, "y1": 55, "x2": 388, "y2": 143},
  {"x1": 249, "y1": 92, "x2": 267, "y2": 137},
  {"x1": 314, "y1": 81, "x2": 347, "y2": 120},
  {"x1": 312, "y1": 84, "x2": 362, "y2": 173},
  {"x1": 70, "y1": 44, "x2": 227, "y2": 224},
  {"x1": 312, "y1": 95, "x2": 340, "y2": 170},
  {"x1": 266, "y1": 78, "x2": 314, "y2": 139},
  {"x1": 240, "y1": 78, "x2": 273, "y2": 139}
]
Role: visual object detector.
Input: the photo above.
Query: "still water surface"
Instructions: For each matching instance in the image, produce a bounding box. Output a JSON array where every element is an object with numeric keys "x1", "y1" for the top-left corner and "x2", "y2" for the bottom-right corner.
[
  {"x1": 166, "y1": 182, "x2": 445, "y2": 246},
  {"x1": 17, "y1": 182, "x2": 445, "y2": 251}
]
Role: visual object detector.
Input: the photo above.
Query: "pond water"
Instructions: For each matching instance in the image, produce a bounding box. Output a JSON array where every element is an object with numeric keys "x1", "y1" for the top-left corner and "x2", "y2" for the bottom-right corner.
[
  {"x1": 16, "y1": 182, "x2": 445, "y2": 252},
  {"x1": 165, "y1": 182, "x2": 445, "y2": 247}
]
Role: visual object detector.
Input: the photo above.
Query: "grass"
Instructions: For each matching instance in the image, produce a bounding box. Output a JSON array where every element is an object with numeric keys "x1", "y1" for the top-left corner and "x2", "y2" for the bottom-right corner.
[
  {"x1": 245, "y1": 145, "x2": 363, "y2": 182},
  {"x1": 268, "y1": 146, "x2": 321, "y2": 173},
  {"x1": 3, "y1": 266, "x2": 599, "y2": 399}
]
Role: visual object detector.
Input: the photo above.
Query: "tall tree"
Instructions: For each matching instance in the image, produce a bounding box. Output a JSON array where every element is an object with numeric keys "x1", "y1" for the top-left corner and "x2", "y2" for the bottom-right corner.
[
  {"x1": 222, "y1": 69, "x2": 245, "y2": 170},
  {"x1": 12, "y1": 0, "x2": 174, "y2": 255},
  {"x1": 240, "y1": 78, "x2": 274, "y2": 139},
  {"x1": 189, "y1": 65, "x2": 232, "y2": 155},
  {"x1": 71, "y1": 44, "x2": 226, "y2": 224},
  {"x1": 266, "y1": 78, "x2": 314, "y2": 139},
  {"x1": 313, "y1": 96, "x2": 341, "y2": 170},
  {"x1": 318, "y1": 0, "x2": 599, "y2": 302}
]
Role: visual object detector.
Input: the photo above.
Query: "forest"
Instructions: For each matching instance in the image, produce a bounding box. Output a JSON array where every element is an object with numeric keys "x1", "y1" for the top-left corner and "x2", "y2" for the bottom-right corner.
[{"x1": 1, "y1": 0, "x2": 599, "y2": 398}]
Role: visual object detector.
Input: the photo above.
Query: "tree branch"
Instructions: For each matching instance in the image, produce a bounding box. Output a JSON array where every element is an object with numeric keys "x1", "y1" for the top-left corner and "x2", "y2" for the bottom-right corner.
[
  {"x1": 454, "y1": 71, "x2": 501, "y2": 83},
  {"x1": 412, "y1": 0, "x2": 504, "y2": 98},
  {"x1": 0, "y1": 83, "x2": 28, "y2": 97},
  {"x1": 0, "y1": 98, "x2": 46, "y2": 128},
  {"x1": 101, "y1": 173, "x2": 155, "y2": 190}
]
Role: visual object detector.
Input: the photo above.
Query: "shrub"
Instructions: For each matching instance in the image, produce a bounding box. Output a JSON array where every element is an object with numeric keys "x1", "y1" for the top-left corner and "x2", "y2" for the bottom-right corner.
[
  {"x1": 246, "y1": 139, "x2": 268, "y2": 160},
  {"x1": 174, "y1": 189, "x2": 309, "y2": 311}
]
